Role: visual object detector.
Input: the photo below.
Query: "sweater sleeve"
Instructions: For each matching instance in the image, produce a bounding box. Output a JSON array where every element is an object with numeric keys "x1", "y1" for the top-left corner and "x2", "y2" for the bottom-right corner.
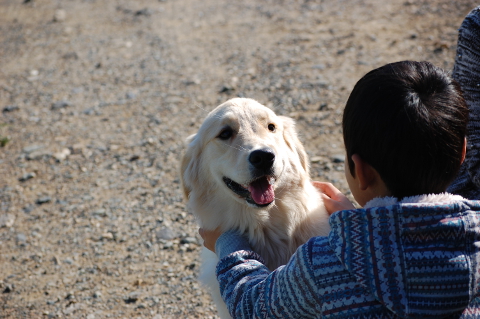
[
  {"x1": 448, "y1": 6, "x2": 480, "y2": 199},
  {"x1": 215, "y1": 234, "x2": 324, "y2": 319}
]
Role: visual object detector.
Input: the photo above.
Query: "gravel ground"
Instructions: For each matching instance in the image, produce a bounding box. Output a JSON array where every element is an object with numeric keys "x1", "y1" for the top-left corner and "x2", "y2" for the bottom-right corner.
[{"x1": 0, "y1": 0, "x2": 477, "y2": 318}]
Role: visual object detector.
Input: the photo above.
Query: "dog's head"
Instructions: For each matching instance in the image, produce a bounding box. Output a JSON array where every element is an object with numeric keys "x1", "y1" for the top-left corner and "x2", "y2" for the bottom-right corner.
[{"x1": 180, "y1": 98, "x2": 309, "y2": 216}]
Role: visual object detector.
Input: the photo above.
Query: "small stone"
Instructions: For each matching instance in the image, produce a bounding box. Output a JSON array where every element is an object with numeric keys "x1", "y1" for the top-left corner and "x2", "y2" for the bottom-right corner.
[
  {"x1": 92, "y1": 209, "x2": 107, "y2": 217},
  {"x1": 2, "y1": 105, "x2": 19, "y2": 113},
  {"x1": 23, "y1": 205, "x2": 35, "y2": 213},
  {"x1": 51, "y1": 100, "x2": 71, "y2": 110},
  {"x1": 318, "y1": 103, "x2": 328, "y2": 111},
  {"x1": 126, "y1": 92, "x2": 136, "y2": 99},
  {"x1": 218, "y1": 85, "x2": 235, "y2": 94},
  {"x1": 19, "y1": 172, "x2": 36, "y2": 182},
  {"x1": 62, "y1": 52, "x2": 78, "y2": 60},
  {"x1": 93, "y1": 291, "x2": 102, "y2": 299},
  {"x1": 16, "y1": 233, "x2": 27, "y2": 243},
  {"x1": 26, "y1": 150, "x2": 51, "y2": 161},
  {"x1": 124, "y1": 293, "x2": 139, "y2": 304},
  {"x1": 63, "y1": 258, "x2": 74, "y2": 265},
  {"x1": 101, "y1": 232, "x2": 114, "y2": 240},
  {"x1": 331, "y1": 155, "x2": 345, "y2": 163},
  {"x1": 0, "y1": 214, "x2": 15, "y2": 228},
  {"x1": 310, "y1": 156, "x2": 323, "y2": 163},
  {"x1": 53, "y1": 148, "x2": 71, "y2": 161},
  {"x1": 135, "y1": 8, "x2": 152, "y2": 16},
  {"x1": 71, "y1": 143, "x2": 85, "y2": 154},
  {"x1": 53, "y1": 9, "x2": 66, "y2": 22},
  {"x1": 3, "y1": 284, "x2": 14, "y2": 293},
  {"x1": 156, "y1": 226, "x2": 177, "y2": 241},
  {"x1": 23, "y1": 145, "x2": 45, "y2": 154},
  {"x1": 180, "y1": 237, "x2": 198, "y2": 245},
  {"x1": 36, "y1": 197, "x2": 52, "y2": 205},
  {"x1": 163, "y1": 242, "x2": 174, "y2": 249}
]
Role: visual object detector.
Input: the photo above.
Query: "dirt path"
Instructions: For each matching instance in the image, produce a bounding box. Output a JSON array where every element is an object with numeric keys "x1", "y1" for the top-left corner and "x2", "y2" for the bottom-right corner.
[{"x1": 0, "y1": 0, "x2": 476, "y2": 318}]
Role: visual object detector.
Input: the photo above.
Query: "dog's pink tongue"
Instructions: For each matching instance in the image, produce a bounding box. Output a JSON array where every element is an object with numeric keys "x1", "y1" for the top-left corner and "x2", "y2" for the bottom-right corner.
[{"x1": 248, "y1": 178, "x2": 274, "y2": 205}]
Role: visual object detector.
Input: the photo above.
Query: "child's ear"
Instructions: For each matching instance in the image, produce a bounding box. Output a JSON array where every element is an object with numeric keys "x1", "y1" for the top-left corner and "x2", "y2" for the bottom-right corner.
[
  {"x1": 351, "y1": 154, "x2": 377, "y2": 190},
  {"x1": 461, "y1": 137, "x2": 467, "y2": 164}
]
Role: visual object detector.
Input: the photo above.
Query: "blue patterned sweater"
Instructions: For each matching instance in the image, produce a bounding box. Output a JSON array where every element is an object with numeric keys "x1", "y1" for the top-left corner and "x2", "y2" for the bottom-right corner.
[
  {"x1": 215, "y1": 194, "x2": 480, "y2": 318},
  {"x1": 447, "y1": 5, "x2": 480, "y2": 200}
]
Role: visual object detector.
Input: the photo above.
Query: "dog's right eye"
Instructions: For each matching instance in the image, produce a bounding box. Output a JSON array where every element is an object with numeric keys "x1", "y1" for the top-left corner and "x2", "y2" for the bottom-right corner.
[{"x1": 218, "y1": 128, "x2": 233, "y2": 140}]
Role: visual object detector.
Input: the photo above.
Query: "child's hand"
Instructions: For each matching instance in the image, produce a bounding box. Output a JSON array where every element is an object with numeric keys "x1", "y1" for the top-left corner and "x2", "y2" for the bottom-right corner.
[
  {"x1": 313, "y1": 181, "x2": 356, "y2": 215},
  {"x1": 198, "y1": 227, "x2": 223, "y2": 253}
]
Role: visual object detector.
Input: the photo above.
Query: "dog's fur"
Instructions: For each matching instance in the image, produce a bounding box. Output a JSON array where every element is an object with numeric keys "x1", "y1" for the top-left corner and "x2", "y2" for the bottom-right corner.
[{"x1": 180, "y1": 98, "x2": 330, "y2": 318}]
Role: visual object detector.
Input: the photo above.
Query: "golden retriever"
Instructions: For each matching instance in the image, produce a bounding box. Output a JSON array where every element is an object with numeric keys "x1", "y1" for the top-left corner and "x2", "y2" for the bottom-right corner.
[{"x1": 180, "y1": 98, "x2": 330, "y2": 318}]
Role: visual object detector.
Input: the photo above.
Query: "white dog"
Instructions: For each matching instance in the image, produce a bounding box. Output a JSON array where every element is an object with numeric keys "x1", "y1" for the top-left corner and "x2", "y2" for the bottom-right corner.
[{"x1": 180, "y1": 98, "x2": 330, "y2": 318}]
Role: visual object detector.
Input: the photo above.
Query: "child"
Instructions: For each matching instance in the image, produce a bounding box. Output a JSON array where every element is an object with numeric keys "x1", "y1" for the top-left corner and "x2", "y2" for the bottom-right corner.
[{"x1": 199, "y1": 7, "x2": 480, "y2": 319}]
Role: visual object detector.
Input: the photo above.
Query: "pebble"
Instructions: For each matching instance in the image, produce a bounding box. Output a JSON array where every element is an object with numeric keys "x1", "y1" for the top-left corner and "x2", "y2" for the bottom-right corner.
[
  {"x1": 126, "y1": 92, "x2": 136, "y2": 99},
  {"x1": 156, "y1": 226, "x2": 177, "y2": 241},
  {"x1": 19, "y1": 172, "x2": 36, "y2": 182},
  {"x1": 180, "y1": 237, "x2": 198, "y2": 245},
  {"x1": 36, "y1": 197, "x2": 52, "y2": 205},
  {"x1": 310, "y1": 156, "x2": 324, "y2": 163},
  {"x1": 16, "y1": 233, "x2": 27, "y2": 243},
  {"x1": 53, "y1": 9, "x2": 66, "y2": 22},
  {"x1": 23, "y1": 205, "x2": 35, "y2": 213},
  {"x1": 51, "y1": 100, "x2": 71, "y2": 110},
  {"x1": 92, "y1": 209, "x2": 107, "y2": 217},
  {"x1": 2, "y1": 105, "x2": 19, "y2": 112},
  {"x1": 124, "y1": 292, "x2": 139, "y2": 304},
  {"x1": 331, "y1": 154, "x2": 345, "y2": 163},
  {"x1": 23, "y1": 144, "x2": 45, "y2": 154},
  {"x1": 53, "y1": 148, "x2": 71, "y2": 161},
  {"x1": 3, "y1": 284, "x2": 14, "y2": 293},
  {"x1": 0, "y1": 213, "x2": 15, "y2": 228},
  {"x1": 27, "y1": 150, "x2": 51, "y2": 161},
  {"x1": 63, "y1": 258, "x2": 74, "y2": 265}
]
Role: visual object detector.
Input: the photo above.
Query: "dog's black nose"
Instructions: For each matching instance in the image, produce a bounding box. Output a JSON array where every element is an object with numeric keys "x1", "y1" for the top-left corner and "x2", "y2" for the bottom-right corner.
[{"x1": 249, "y1": 149, "x2": 275, "y2": 171}]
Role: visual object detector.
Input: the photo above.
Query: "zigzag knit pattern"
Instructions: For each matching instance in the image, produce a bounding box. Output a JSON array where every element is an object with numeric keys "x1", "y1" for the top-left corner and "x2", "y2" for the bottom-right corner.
[
  {"x1": 448, "y1": 6, "x2": 480, "y2": 199},
  {"x1": 216, "y1": 199, "x2": 480, "y2": 318}
]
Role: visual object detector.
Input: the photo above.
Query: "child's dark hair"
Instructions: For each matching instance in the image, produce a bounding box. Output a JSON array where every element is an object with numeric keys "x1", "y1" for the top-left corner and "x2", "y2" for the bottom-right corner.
[{"x1": 343, "y1": 61, "x2": 469, "y2": 199}]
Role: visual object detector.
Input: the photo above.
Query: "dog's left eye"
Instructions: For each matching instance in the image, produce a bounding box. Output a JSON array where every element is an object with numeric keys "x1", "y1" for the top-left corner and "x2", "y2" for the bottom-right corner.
[
  {"x1": 218, "y1": 127, "x2": 233, "y2": 140},
  {"x1": 268, "y1": 124, "x2": 276, "y2": 132}
]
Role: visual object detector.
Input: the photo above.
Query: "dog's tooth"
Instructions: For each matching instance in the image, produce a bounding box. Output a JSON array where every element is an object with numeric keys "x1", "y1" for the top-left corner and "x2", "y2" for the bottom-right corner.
[{"x1": 268, "y1": 177, "x2": 275, "y2": 185}]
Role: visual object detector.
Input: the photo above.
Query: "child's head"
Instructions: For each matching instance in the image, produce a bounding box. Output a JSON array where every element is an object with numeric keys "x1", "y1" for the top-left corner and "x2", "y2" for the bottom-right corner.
[{"x1": 343, "y1": 61, "x2": 468, "y2": 201}]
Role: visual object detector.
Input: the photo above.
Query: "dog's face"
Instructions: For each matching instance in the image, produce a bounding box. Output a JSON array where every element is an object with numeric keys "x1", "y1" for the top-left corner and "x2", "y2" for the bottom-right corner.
[{"x1": 181, "y1": 98, "x2": 309, "y2": 211}]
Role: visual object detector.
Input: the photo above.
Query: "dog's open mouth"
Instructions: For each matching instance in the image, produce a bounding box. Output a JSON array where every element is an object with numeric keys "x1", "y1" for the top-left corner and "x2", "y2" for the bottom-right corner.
[{"x1": 223, "y1": 176, "x2": 275, "y2": 207}]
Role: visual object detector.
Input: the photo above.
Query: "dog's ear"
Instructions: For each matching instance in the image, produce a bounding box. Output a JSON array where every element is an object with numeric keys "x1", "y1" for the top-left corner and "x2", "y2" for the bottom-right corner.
[
  {"x1": 180, "y1": 133, "x2": 201, "y2": 200},
  {"x1": 279, "y1": 116, "x2": 309, "y2": 175}
]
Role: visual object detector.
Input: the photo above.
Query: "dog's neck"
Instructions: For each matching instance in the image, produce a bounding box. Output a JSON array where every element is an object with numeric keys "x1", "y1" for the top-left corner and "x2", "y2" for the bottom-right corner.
[{"x1": 189, "y1": 179, "x2": 327, "y2": 269}]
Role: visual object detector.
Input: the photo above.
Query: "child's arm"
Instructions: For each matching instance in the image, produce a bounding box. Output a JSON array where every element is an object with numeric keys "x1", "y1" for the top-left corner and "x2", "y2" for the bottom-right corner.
[{"x1": 199, "y1": 229, "x2": 324, "y2": 318}]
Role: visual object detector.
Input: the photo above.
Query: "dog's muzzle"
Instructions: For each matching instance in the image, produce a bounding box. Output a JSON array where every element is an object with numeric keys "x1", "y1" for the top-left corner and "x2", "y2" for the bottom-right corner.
[{"x1": 223, "y1": 176, "x2": 276, "y2": 207}]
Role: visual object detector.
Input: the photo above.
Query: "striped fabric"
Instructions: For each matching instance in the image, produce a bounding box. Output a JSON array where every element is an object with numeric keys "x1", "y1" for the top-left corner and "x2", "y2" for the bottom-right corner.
[
  {"x1": 448, "y1": 5, "x2": 480, "y2": 200},
  {"x1": 216, "y1": 197, "x2": 480, "y2": 318}
]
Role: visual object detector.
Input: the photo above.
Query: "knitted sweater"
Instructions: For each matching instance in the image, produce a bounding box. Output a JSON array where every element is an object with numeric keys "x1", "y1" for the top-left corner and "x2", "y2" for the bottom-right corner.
[
  {"x1": 215, "y1": 194, "x2": 480, "y2": 318},
  {"x1": 447, "y1": 5, "x2": 480, "y2": 200}
]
